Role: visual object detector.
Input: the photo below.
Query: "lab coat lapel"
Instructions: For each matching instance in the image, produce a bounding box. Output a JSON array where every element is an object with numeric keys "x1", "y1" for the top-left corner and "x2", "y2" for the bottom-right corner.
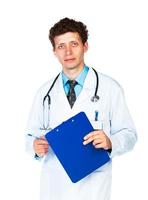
[
  {"x1": 52, "y1": 67, "x2": 96, "y2": 112},
  {"x1": 73, "y1": 67, "x2": 96, "y2": 109},
  {"x1": 53, "y1": 73, "x2": 72, "y2": 112}
]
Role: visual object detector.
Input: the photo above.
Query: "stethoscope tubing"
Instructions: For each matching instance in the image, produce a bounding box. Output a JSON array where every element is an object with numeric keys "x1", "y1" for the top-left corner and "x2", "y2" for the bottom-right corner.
[
  {"x1": 43, "y1": 68, "x2": 99, "y2": 106},
  {"x1": 42, "y1": 68, "x2": 99, "y2": 129}
]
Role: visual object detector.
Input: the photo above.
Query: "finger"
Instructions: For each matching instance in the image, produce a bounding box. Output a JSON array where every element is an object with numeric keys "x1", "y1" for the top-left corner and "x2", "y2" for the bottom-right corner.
[
  {"x1": 36, "y1": 147, "x2": 49, "y2": 155},
  {"x1": 94, "y1": 143, "x2": 104, "y2": 149},
  {"x1": 83, "y1": 130, "x2": 101, "y2": 140},
  {"x1": 42, "y1": 144, "x2": 49, "y2": 150},
  {"x1": 39, "y1": 148, "x2": 49, "y2": 153},
  {"x1": 83, "y1": 137, "x2": 95, "y2": 145},
  {"x1": 83, "y1": 132, "x2": 94, "y2": 140},
  {"x1": 94, "y1": 142, "x2": 108, "y2": 149},
  {"x1": 37, "y1": 139, "x2": 48, "y2": 145},
  {"x1": 35, "y1": 143, "x2": 49, "y2": 150},
  {"x1": 83, "y1": 132, "x2": 103, "y2": 145},
  {"x1": 92, "y1": 138, "x2": 102, "y2": 145},
  {"x1": 36, "y1": 144, "x2": 49, "y2": 150}
]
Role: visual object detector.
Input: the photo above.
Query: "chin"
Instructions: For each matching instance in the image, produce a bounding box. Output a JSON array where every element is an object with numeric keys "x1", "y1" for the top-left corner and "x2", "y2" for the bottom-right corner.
[{"x1": 64, "y1": 63, "x2": 78, "y2": 70}]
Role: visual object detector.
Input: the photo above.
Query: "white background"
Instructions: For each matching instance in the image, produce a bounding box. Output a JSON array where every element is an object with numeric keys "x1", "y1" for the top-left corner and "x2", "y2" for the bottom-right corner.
[{"x1": 0, "y1": 0, "x2": 148, "y2": 199}]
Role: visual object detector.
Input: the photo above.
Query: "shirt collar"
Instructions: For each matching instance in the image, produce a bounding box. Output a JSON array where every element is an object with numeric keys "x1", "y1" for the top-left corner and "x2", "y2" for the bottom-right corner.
[{"x1": 62, "y1": 65, "x2": 89, "y2": 86}]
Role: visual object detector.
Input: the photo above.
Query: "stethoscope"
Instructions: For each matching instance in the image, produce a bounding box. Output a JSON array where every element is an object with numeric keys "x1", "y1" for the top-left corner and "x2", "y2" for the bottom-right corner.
[{"x1": 42, "y1": 68, "x2": 100, "y2": 130}]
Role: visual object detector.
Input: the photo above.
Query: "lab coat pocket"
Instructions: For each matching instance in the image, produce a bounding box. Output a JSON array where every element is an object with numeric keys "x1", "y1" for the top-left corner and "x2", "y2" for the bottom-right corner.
[
  {"x1": 91, "y1": 120, "x2": 104, "y2": 130},
  {"x1": 90, "y1": 119, "x2": 110, "y2": 137}
]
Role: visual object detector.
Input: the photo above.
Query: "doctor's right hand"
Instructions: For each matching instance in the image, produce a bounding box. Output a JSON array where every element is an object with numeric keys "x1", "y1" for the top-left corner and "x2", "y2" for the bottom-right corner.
[{"x1": 33, "y1": 136, "x2": 49, "y2": 157}]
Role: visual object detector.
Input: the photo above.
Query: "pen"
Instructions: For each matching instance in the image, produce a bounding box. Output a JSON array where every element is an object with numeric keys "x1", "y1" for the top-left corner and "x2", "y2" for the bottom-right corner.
[
  {"x1": 27, "y1": 133, "x2": 40, "y2": 139},
  {"x1": 95, "y1": 110, "x2": 99, "y2": 121}
]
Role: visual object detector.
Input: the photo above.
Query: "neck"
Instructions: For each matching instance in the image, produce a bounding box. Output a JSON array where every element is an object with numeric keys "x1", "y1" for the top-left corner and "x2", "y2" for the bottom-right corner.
[{"x1": 63, "y1": 64, "x2": 85, "y2": 80}]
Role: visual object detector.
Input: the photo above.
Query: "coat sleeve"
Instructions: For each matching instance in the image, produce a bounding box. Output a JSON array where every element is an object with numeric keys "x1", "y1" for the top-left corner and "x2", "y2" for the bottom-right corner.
[
  {"x1": 109, "y1": 83, "x2": 137, "y2": 158},
  {"x1": 25, "y1": 88, "x2": 48, "y2": 160}
]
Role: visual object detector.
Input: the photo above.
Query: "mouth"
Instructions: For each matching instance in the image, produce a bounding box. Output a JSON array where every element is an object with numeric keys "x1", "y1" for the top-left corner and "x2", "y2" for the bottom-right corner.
[{"x1": 64, "y1": 58, "x2": 75, "y2": 62}]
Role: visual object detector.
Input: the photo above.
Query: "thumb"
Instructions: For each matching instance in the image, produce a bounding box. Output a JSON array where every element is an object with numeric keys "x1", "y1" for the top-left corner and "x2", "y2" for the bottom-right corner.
[{"x1": 40, "y1": 135, "x2": 45, "y2": 140}]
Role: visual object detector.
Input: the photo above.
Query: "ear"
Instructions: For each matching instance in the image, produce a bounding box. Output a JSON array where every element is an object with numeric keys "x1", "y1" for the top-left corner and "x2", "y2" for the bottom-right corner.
[
  {"x1": 53, "y1": 48, "x2": 57, "y2": 57},
  {"x1": 84, "y1": 42, "x2": 88, "y2": 52}
]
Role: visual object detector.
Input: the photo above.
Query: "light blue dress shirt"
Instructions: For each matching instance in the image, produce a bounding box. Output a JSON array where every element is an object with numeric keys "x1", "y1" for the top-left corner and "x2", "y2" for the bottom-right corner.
[{"x1": 62, "y1": 65, "x2": 89, "y2": 98}]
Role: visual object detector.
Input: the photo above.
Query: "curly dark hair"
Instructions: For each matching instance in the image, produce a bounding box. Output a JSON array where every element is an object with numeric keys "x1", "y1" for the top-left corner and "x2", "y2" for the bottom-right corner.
[{"x1": 49, "y1": 18, "x2": 88, "y2": 49}]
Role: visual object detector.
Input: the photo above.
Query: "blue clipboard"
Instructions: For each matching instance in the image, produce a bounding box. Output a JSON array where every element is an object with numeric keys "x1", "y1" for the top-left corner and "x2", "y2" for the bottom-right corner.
[{"x1": 45, "y1": 112, "x2": 110, "y2": 183}]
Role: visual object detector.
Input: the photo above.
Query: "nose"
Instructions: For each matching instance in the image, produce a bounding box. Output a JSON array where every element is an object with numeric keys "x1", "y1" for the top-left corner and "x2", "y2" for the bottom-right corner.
[{"x1": 65, "y1": 45, "x2": 72, "y2": 55}]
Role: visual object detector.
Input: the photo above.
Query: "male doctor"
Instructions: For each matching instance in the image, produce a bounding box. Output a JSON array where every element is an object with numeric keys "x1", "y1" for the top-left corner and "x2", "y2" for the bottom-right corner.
[{"x1": 26, "y1": 18, "x2": 137, "y2": 200}]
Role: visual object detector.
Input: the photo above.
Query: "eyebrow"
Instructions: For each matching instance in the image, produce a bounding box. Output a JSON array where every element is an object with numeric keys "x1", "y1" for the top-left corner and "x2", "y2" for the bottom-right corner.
[
  {"x1": 57, "y1": 43, "x2": 65, "y2": 45},
  {"x1": 57, "y1": 40, "x2": 79, "y2": 45}
]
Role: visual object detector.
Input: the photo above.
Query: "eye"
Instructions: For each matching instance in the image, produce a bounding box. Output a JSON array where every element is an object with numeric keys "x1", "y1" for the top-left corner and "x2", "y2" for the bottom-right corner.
[
  {"x1": 71, "y1": 41, "x2": 79, "y2": 47},
  {"x1": 57, "y1": 44, "x2": 65, "y2": 49}
]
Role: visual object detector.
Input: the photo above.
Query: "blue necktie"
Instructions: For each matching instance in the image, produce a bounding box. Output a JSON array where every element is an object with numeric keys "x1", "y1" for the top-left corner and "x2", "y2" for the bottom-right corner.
[{"x1": 67, "y1": 80, "x2": 77, "y2": 108}]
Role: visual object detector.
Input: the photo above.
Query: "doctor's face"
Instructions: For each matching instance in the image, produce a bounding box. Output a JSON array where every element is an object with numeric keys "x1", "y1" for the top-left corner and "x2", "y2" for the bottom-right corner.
[{"x1": 53, "y1": 32, "x2": 88, "y2": 72}]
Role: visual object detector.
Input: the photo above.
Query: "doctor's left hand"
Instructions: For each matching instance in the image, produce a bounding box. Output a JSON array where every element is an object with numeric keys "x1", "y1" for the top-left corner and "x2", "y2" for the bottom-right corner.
[{"x1": 83, "y1": 130, "x2": 112, "y2": 150}]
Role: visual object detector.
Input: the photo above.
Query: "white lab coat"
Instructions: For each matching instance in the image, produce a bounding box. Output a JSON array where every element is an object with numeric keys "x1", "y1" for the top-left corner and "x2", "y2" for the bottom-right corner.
[{"x1": 26, "y1": 67, "x2": 137, "y2": 200}]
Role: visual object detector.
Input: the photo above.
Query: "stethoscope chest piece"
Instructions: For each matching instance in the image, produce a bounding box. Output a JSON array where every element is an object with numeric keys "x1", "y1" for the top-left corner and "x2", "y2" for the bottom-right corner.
[{"x1": 91, "y1": 95, "x2": 100, "y2": 102}]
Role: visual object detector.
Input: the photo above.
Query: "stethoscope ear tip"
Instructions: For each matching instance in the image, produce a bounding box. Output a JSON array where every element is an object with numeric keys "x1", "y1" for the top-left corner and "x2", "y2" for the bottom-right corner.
[{"x1": 91, "y1": 95, "x2": 100, "y2": 102}]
